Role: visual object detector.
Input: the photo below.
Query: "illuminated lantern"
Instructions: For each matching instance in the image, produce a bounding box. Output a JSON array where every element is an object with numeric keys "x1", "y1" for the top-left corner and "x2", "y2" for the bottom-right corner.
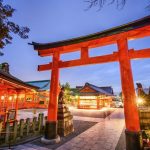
[
  {"x1": 1, "y1": 96, "x2": 5, "y2": 100},
  {"x1": 9, "y1": 96, "x2": 12, "y2": 101}
]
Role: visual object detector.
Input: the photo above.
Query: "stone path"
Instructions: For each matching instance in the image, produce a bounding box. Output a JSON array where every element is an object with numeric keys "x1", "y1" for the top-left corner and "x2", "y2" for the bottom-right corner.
[
  {"x1": 73, "y1": 116, "x2": 103, "y2": 122},
  {"x1": 56, "y1": 108, "x2": 125, "y2": 150},
  {"x1": 3, "y1": 108, "x2": 125, "y2": 150}
]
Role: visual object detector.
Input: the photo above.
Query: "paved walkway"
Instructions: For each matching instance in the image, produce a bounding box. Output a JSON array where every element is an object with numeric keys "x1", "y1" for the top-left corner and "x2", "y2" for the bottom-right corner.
[
  {"x1": 9, "y1": 108, "x2": 125, "y2": 150},
  {"x1": 56, "y1": 108, "x2": 125, "y2": 150}
]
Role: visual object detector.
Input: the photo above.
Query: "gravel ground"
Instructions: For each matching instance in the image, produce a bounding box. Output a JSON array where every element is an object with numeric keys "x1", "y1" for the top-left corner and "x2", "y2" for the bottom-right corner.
[{"x1": 31, "y1": 120, "x2": 97, "y2": 149}]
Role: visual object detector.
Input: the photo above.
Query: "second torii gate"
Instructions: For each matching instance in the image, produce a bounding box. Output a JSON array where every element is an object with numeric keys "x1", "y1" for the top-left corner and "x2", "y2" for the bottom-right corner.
[{"x1": 31, "y1": 16, "x2": 150, "y2": 149}]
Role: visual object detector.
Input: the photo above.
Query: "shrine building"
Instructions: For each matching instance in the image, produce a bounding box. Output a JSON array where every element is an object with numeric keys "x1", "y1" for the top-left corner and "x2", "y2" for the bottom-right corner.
[
  {"x1": 77, "y1": 82, "x2": 114, "y2": 109},
  {"x1": 26, "y1": 80, "x2": 50, "y2": 108},
  {"x1": 0, "y1": 62, "x2": 39, "y2": 123}
]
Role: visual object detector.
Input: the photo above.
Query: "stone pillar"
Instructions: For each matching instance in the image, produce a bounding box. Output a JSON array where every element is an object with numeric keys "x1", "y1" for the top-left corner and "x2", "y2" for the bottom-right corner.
[{"x1": 117, "y1": 37, "x2": 142, "y2": 150}]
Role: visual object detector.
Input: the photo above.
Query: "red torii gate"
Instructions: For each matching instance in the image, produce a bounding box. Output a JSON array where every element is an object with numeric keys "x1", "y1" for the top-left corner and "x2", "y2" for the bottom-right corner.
[{"x1": 31, "y1": 16, "x2": 150, "y2": 149}]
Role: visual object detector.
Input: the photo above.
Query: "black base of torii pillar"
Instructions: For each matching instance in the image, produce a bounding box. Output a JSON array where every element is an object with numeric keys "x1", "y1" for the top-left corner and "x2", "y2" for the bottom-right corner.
[{"x1": 41, "y1": 121, "x2": 60, "y2": 144}]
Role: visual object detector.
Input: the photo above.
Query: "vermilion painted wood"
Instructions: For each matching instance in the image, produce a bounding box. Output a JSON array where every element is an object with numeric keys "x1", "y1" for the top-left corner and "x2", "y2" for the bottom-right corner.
[
  {"x1": 117, "y1": 37, "x2": 140, "y2": 132},
  {"x1": 38, "y1": 48, "x2": 150, "y2": 71},
  {"x1": 38, "y1": 25, "x2": 150, "y2": 57},
  {"x1": 38, "y1": 52, "x2": 118, "y2": 71},
  {"x1": 81, "y1": 47, "x2": 89, "y2": 60},
  {"x1": 15, "y1": 90, "x2": 20, "y2": 119},
  {"x1": 47, "y1": 51, "x2": 60, "y2": 121},
  {"x1": 129, "y1": 48, "x2": 150, "y2": 59},
  {"x1": 36, "y1": 23, "x2": 150, "y2": 132}
]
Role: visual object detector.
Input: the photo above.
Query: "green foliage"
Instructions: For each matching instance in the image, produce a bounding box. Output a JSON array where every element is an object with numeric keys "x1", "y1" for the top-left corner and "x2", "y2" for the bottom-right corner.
[
  {"x1": 0, "y1": 0, "x2": 29, "y2": 49},
  {"x1": 62, "y1": 82, "x2": 72, "y2": 103},
  {"x1": 119, "y1": 92, "x2": 122, "y2": 98}
]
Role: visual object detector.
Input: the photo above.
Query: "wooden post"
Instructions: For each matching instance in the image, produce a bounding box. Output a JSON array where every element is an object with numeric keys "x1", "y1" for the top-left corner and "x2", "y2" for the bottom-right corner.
[
  {"x1": 4, "y1": 90, "x2": 9, "y2": 123},
  {"x1": 77, "y1": 97, "x2": 80, "y2": 109},
  {"x1": 5, "y1": 121, "x2": 10, "y2": 143},
  {"x1": 33, "y1": 117, "x2": 37, "y2": 133},
  {"x1": 15, "y1": 90, "x2": 19, "y2": 120},
  {"x1": 81, "y1": 47, "x2": 89, "y2": 60},
  {"x1": 97, "y1": 97, "x2": 100, "y2": 109},
  {"x1": 42, "y1": 51, "x2": 60, "y2": 143},
  {"x1": 117, "y1": 37, "x2": 142, "y2": 150},
  {"x1": 24, "y1": 91, "x2": 27, "y2": 109},
  {"x1": 26, "y1": 118, "x2": 30, "y2": 136},
  {"x1": 47, "y1": 51, "x2": 60, "y2": 121},
  {"x1": 13, "y1": 120, "x2": 18, "y2": 142},
  {"x1": 19, "y1": 119, "x2": 24, "y2": 138},
  {"x1": 38, "y1": 113, "x2": 44, "y2": 132}
]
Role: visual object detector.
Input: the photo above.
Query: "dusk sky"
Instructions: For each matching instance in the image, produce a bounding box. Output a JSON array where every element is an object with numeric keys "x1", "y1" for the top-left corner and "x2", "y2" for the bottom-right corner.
[{"x1": 1, "y1": 0, "x2": 150, "y2": 92}]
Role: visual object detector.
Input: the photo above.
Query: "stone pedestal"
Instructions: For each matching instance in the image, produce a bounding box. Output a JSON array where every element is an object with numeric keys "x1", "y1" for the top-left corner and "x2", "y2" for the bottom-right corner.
[{"x1": 57, "y1": 104, "x2": 74, "y2": 136}]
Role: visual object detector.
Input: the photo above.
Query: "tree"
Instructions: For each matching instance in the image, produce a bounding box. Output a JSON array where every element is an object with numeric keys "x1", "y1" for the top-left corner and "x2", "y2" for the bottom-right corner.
[
  {"x1": 85, "y1": 0, "x2": 150, "y2": 11},
  {"x1": 0, "y1": 0, "x2": 29, "y2": 50},
  {"x1": 62, "y1": 82, "x2": 72, "y2": 103}
]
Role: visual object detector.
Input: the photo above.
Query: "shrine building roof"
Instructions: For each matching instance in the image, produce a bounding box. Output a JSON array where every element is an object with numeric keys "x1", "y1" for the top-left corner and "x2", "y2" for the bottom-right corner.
[
  {"x1": 79, "y1": 82, "x2": 114, "y2": 96},
  {"x1": 0, "y1": 70, "x2": 39, "y2": 90},
  {"x1": 26, "y1": 80, "x2": 50, "y2": 91}
]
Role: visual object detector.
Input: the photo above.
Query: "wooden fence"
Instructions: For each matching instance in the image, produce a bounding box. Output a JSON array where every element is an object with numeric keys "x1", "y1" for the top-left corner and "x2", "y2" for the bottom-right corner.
[
  {"x1": 139, "y1": 107, "x2": 150, "y2": 130},
  {"x1": 0, "y1": 113, "x2": 45, "y2": 147}
]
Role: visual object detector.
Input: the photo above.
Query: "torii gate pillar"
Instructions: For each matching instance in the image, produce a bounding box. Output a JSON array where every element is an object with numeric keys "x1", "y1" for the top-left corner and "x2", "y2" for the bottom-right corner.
[
  {"x1": 118, "y1": 38, "x2": 142, "y2": 150},
  {"x1": 41, "y1": 51, "x2": 61, "y2": 144}
]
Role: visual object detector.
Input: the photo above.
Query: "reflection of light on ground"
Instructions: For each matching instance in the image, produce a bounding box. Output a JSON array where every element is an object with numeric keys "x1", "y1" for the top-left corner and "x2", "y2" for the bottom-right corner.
[
  {"x1": 69, "y1": 106, "x2": 114, "y2": 112},
  {"x1": 17, "y1": 107, "x2": 116, "y2": 120}
]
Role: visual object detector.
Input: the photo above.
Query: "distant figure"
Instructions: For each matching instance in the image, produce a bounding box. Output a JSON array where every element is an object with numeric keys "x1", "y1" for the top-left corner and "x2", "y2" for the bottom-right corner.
[{"x1": 58, "y1": 86, "x2": 65, "y2": 104}]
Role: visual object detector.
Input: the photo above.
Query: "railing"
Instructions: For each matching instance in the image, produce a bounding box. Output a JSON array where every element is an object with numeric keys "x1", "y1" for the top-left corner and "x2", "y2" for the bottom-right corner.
[{"x1": 0, "y1": 113, "x2": 45, "y2": 147}]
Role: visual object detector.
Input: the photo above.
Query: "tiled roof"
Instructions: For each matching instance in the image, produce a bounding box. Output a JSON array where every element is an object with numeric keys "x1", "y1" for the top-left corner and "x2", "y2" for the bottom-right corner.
[
  {"x1": 0, "y1": 70, "x2": 39, "y2": 90},
  {"x1": 26, "y1": 80, "x2": 50, "y2": 91},
  {"x1": 100, "y1": 87, "x2": 114, "y2": 95},
  {"x1": 80, "y1": 83, "x2": 114, "y2": 96}
]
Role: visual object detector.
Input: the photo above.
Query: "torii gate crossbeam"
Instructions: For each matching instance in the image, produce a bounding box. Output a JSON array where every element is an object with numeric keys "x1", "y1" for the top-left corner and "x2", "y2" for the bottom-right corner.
[{"x1": 31, "y1": 15, "x2": 150, "y2": 150}]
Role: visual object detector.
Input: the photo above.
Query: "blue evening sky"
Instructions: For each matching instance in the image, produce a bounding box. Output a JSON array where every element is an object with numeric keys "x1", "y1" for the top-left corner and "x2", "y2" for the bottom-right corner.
[{"x1": 1, "y1": 0, "x2": 150, "y2": 92}]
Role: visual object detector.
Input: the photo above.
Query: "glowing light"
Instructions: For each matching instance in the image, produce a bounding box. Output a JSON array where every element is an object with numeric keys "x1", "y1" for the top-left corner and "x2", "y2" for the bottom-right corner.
[
  {"x1": 1, "y1": 96, "x2": 5, "y2": 100},
  {"x1": 137, "y1": 98, "x2": 143, "y2": 104},
  {"x1": 9, "y1": 96, "x2": 12, "y2": 101},
  {"x1": 75, "y1": 95, "x2": 79, "y2": 99},
  {"x1": 19, "y1": 94, "x2": 24, "y2": 99},
  {"x1": 80, "y1": 96, "x2": 96, "y2": 99}
]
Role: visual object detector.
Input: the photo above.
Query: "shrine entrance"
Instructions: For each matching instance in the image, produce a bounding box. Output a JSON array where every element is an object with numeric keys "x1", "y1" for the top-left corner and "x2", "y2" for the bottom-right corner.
[{"x1": 31, "y1": 16, "x2": 150, "y2": 149}]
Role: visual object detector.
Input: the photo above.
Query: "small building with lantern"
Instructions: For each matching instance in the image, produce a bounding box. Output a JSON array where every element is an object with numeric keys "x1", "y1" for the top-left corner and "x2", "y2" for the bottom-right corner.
[{"x1": 77, "y1": 83, "x2": 114, "y2": 109}]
